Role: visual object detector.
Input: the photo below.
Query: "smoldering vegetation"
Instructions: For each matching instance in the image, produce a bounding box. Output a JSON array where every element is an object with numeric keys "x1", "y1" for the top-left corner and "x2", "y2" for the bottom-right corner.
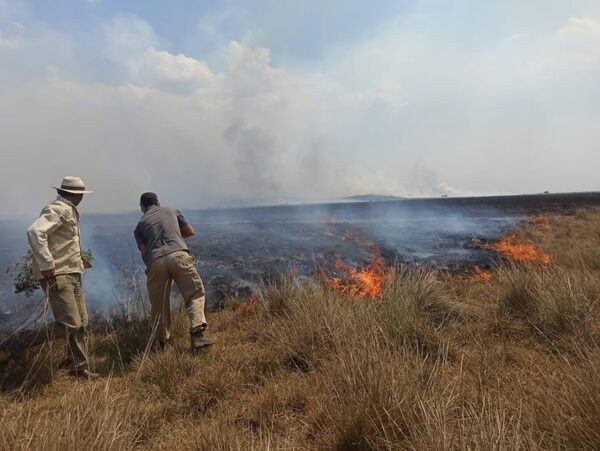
[
  {"x1": 5, "y1": 192, "x2": 598, "y2": 326},
  {"x1": 1, "y1": 197, "x2": 519, "y2": 327},
  {"x1": 0, "y1": 207, "x2": 599, "y2": 450}
]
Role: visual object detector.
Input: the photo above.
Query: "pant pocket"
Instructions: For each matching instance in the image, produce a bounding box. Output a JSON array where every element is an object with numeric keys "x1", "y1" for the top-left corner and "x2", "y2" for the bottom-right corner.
[
  {"x1": 175, "y1": 251, "x2": 194, "y2": 267},
  {"x1": 46, "y1": 277, "x2": 58, "y2": 291},
  {"x1": 54, "y1": 275, "x2": 69, "y2": 292}
]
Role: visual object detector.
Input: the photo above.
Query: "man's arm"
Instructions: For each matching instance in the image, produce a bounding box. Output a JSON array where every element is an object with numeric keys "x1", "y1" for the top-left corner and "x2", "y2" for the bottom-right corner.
[
  {"x1": 27, "y1": 205, "x2": 64, "y2": 279},
  {"x1": 180, "y1": 223, "x2": 195, "y2": 238},
  {"x1": 177, "y1": 210, "x2": 195, "y2": 238},
  {"x1": 134, "y1": 225, "x2": 147, "y2": 260}
]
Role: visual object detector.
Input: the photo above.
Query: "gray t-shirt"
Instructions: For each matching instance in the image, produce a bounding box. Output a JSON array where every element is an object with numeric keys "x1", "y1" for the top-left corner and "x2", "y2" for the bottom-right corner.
[{"x1": 134, "y1": 206, "x2": 190, "y2": 266}]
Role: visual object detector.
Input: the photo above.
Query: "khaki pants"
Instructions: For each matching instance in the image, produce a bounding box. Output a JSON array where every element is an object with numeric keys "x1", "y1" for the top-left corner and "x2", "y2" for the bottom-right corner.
[
  {"x1": 26, "y1": 273, "x2": 89, "y2": 370},
  {"x1": 147, "y1": 251, "x2": 207, "y2": 342}
]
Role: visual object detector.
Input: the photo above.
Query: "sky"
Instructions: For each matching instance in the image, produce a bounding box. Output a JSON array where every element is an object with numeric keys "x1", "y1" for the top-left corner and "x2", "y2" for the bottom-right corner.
[{"x1": 1, "y1": 0, "x2": 599, "y2": 216}]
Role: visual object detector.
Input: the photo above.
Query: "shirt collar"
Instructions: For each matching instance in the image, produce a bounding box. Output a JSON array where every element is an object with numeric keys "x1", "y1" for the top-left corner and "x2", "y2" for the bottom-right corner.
[
  {"x1": 57, "y1": 195, "x2": 78, "y2": 210},
  {"x1": 145, "y1": 205, "x2": 159, "y2": 214}
]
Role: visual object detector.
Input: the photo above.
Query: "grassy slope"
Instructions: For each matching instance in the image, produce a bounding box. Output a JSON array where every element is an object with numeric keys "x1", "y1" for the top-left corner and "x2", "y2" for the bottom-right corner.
[{"x1": 1, "y1": 209, "x2": 599, "y2": 450}]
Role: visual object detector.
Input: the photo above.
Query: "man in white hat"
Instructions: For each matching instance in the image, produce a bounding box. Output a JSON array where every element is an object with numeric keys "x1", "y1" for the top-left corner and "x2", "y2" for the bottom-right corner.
[{"x1": 26, "y1": 176, "x2": 99, "y2": 379}]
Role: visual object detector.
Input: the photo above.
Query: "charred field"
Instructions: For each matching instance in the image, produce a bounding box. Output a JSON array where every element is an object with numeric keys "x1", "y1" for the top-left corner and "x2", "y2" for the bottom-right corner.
[
  {"x1": 3, "y1": 191, "x2": 600, "y2": 325},
  {"x1": 1, "y1": 193, "x2": 600, "y2": 450}
]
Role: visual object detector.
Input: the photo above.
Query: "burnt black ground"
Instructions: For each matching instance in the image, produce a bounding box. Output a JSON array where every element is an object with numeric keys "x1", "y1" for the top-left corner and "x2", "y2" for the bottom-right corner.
[{"x1": 1, "y1": 192, "x2": 599, "y2": 331}]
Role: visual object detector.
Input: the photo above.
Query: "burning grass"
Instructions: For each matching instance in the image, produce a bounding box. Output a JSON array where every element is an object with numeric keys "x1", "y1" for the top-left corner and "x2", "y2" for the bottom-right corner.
[
  {"x1": 472, "y1": 265, "x2": 493, "y2": 281},
  {"x1": 472, "y1": 215, "x2": 553, "y2": 267},
  {"x1": 1, "y1": 209, "x2": 600, "y2": 450},
  {"x1": 321, "y1": 248, "x2": 393, "y2": 298},
  {"x1": 483, "y1": 233, "x2": 553, "y2": 265}
]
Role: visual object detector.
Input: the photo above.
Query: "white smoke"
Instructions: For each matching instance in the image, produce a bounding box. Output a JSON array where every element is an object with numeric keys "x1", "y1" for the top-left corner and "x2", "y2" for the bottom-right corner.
[{"x1": 1, "y1": 6, "x2": 599, "y2": 217}]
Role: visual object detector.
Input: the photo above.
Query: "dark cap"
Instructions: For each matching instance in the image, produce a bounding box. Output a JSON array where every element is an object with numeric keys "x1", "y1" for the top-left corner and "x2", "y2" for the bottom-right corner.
[{"x1": 140, "y1": 192, "x2": 159, "y2": 208}]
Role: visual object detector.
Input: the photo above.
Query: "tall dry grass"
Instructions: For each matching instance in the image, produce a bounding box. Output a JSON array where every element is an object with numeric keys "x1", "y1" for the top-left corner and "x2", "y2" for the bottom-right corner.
[{"x1": 0, "y1": 209, "x2": 599, "y2": 450}]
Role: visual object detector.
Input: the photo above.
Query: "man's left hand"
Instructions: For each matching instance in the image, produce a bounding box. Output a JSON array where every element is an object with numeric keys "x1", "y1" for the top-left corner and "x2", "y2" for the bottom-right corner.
[{"x1": 41, "y1": 268, "x2": 55, "y2": 279}]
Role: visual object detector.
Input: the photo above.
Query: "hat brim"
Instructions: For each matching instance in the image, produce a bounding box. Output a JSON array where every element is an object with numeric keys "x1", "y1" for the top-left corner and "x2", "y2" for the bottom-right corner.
[{"x1": 52, "y1": 186, "x2": 94, "y2": 194}]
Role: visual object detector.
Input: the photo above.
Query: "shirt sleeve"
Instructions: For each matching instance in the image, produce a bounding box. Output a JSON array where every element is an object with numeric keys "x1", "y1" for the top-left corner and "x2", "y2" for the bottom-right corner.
[
  {"x1": 134, "y1": 223, "x2": 145, "y2": 249},
  {"x1": 176, "y1": 210, "x2": 189, "y2": 228},
  {"x1": 27, "y1": 205, "x2": 65, "y2": 271}
]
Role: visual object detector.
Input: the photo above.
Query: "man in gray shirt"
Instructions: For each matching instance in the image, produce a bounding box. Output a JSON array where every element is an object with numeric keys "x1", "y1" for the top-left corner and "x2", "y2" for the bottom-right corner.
[{"x1": 134, "y1": 192, "x2": 215, "y2": 350}]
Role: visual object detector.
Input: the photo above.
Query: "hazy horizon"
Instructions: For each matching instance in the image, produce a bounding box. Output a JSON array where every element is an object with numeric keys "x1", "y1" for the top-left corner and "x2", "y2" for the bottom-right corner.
[{"x1": 1, "y1": 189, "x2": 597, "y2": 223}]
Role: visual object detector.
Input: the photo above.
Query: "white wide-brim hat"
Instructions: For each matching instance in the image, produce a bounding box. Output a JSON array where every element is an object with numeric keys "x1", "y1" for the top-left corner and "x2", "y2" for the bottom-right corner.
[{"x1": 52, "y1": 176, "x2": 94, "y2": 194}]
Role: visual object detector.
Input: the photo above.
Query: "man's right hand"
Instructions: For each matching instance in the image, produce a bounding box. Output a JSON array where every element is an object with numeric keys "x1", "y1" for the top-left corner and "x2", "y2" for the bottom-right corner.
[
  {"x1": 180, "y1": 223, "x2": 196, "y2": 238},
  {"x1": 41, "y1": 268, "x2": 55, "y2": 279}
]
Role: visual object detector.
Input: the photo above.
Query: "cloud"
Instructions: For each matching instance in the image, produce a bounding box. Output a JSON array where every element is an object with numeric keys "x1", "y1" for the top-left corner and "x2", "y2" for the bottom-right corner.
[
  {"x1": 559, "y1": 16, "x2": 600, "y2": 38},
  {"x1": 1, "y1": 40, "x2": 371, "y2": 215},
  {"x1": 103, "y1": 13, "x2": 159, "y2": 63},
  {"x1": 549, "y1": 16, "x2": 600, "y2": 69},
  {"x1": 0, "y1": 19, "x2": 25, "y2": 48},
  {"x1": 0, "y1": 32, "x2": 19, "y2": 48},
  {"x1": 129, "y1": 47, "x2": 214, "y2": 93},
  {"x1": 1, "y1": 6, "x2": 600, "y2": 217}
]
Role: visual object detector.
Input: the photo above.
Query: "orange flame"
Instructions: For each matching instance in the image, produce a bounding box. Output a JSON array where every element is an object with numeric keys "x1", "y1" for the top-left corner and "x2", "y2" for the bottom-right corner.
[
  {"x1": 472, "y1": 265, "x2": 493, "y2": 281},
  {"x1": 483, "y1": 234, "x2": 552, "y2": 265},
  {"x1": 322, "y1": 249, "x2": 391, "y2": 298},
  {"x1": 243, "y1": 294, "x2": 258, "y2": 311}
]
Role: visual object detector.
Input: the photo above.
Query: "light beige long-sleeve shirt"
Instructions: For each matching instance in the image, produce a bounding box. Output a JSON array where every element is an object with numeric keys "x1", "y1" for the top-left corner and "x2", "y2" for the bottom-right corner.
[{"x1": 27, "y1": 196, "x2": 84, "y2": 280}]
